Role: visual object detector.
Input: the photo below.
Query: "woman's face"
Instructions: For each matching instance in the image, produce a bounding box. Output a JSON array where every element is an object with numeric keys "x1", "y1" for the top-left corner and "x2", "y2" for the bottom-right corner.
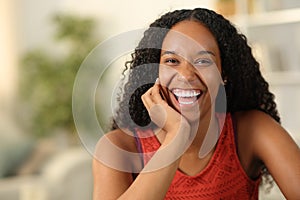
[{"x1": 159, "y1": 20, "x2": 222, "y2": 122}]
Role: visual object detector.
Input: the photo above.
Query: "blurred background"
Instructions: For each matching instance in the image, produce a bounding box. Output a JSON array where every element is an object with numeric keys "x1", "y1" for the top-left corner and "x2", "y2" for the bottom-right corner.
[{"x1": 0, "y1": 0, "x2": 299, "y2": 199}]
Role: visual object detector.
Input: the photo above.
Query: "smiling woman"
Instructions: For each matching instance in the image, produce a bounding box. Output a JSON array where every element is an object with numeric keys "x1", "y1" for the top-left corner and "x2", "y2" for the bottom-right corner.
[
  {"x1": 92, "y1": 8, "x2": 300, "y2": 200},
  {"x1": 159, "y1": 20, "x2": 222, "y2": 122}
]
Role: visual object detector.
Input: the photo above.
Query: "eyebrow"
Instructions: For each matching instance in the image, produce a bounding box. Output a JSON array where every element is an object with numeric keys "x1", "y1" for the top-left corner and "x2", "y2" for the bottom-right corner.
[
  {"x1": 161, "y1": 50, "x2": 216, "y2": 57},
  {"x1": 197, "y1": 50, "x2": 216, "y2": 57}
]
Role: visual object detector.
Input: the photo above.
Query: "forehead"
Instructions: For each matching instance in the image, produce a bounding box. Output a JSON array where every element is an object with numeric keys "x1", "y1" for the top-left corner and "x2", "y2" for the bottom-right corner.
[{"x1": 161, "y1": 20, "x2": 219, "y2": 53}]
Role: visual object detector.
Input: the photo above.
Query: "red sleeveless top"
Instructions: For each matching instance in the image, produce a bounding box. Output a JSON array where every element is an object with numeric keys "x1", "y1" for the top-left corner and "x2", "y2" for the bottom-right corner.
[{"x1": 135, "y1": 113, "x2": 261, "y2": 199}]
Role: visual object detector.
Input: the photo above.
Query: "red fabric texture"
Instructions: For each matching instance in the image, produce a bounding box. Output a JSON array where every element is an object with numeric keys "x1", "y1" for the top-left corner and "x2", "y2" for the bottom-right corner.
[{"x1": 135, "y1": 113, "x2": 261, "y2": 199}]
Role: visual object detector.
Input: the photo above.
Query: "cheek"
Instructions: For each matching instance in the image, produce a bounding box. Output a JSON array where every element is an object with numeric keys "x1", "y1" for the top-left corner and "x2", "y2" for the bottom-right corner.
[
  {"x1": 199, "y1": 66, "x2": 222, "y2": 98},
  {"x1": 158, "y1": 65, "x2": 177, "y2": 88}
]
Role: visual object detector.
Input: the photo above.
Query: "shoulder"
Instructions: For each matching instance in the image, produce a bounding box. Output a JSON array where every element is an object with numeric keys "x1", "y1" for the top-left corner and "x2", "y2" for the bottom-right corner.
[
  {"x1": 95, "y1": 128, "x2": 138, "y2": 153},
  {"x1": 233, "y1": 109, "x2": 298, "y2": 163},
  {"x1": 230, "y1": 110, "x2": 275, "y2": 177},
  {"x1": 93, "y1": 129, "x2": 138, "y2": 199},
  {"x1": 233, "y1": 109, "x2": 284, "y2": 152},
  {"x1": 233, "y1": 109, "x2": 284, "y2": 144},
  {"x1": 92, "y1": 128, "x2": 139, "y2": 183},
  {"x1": 233, "y1": 109, "x2": 278, "y2": 130},
  {"x1": 233, "y1": 110, "x2": 300, "y2": 198}
]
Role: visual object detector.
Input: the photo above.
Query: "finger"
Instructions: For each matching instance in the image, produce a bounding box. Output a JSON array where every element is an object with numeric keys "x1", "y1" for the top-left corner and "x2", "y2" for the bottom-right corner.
[
  {"x1": 155, "y1": 77, "x2": 160, "y2": 85},
  {"x1": 151, "y1": 81, "x2": 161, "y2": 98},
  {"x1": 156, "y1": 77, "x2": 168, "y2": 100},
  {"x1": 152, "y1": 89, "x2": 165, "y2": 105},
  {"x1": 152, "y1": 79, "x2": 168, "y2": 104},
  {"x1": 149, "y1": 104, "x2": 167, "y2": 128},
  {"x1": 141, "y1": 87, "x2": 154, "y2": 110},
  {"x1": 141, "y1": 94, "x2": 150, "y2": 110}
]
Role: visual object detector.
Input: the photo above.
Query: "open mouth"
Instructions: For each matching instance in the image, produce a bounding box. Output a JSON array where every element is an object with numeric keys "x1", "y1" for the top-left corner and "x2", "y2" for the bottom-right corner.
[{"x1": 171, "y1": 88, "x2": 202, "y2": 105}]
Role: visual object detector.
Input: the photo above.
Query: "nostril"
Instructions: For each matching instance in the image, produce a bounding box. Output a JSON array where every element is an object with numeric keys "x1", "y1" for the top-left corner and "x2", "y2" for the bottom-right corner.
[
  {"x1": 176, "y1": 72, "x2": 196, "y2": 82},
  {"x1": 176, "y1": 74, "x2": 186, "y2": 81}
]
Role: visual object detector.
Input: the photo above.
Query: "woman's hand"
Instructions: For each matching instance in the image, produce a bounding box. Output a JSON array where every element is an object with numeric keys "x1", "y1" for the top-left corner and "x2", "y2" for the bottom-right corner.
[{"x1": 141, "y1": 78, "x2": 191, "y2": 144}]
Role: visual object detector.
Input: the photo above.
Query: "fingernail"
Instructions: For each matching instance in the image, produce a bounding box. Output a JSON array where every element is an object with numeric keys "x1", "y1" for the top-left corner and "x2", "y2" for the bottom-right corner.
[{"x1": 155, "y1": 78, "x2": 159, "y2": 84}]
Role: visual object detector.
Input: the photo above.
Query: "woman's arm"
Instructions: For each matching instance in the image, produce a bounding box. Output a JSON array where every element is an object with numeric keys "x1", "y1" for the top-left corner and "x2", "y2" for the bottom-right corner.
[
  {"x1": 93, "y1": 139, "x2": 181, "y2": 200},
  {"x1": 244, "y1": 110, "x2": 300, "y2": 199},
  {"x1": 93, "y1": 124, "x2": 190, "y2": 200},
  {"x1": 93, "y1": 154, "x2": 135, "y2": 200},
  {"x1": 93, "y1": 156, "x2": 180, "y2": 200},
  {"x1": 93, "y1": 80, "x2": 191, "y2": 199}
]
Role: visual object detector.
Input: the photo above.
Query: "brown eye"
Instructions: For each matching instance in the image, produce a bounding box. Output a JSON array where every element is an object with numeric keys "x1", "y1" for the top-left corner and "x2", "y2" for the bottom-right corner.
[
  {"x1": 166, "y1": 58, "x2": 178, "y2": 63},
  {"x1": 194, "y1": 58, "x2": 213, "y2": 67},
  {"x1": 164, "y1": 58, "x2": 179, "y2": 66}
]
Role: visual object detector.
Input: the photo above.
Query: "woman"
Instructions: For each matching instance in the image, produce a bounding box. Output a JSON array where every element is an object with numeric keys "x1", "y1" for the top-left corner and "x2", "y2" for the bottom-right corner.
[{"x1": 93, "y1": 8, "x2": 300, "y2": 199}]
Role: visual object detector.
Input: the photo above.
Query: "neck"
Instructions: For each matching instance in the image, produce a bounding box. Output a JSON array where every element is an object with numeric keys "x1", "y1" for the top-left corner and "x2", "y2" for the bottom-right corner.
[{"x1": 186, "y1": 109, "x2": 219, "y2": 155}]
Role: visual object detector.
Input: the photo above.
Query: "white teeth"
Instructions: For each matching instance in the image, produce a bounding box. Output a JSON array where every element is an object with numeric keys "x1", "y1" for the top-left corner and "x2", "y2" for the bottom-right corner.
[
  {"x1": 172, "y1": 89, "x2": 202, "y2": 105},
  {"x1": 172, "y1": 89, "x2": 201, "y2": 98},
  {"x1": 179, "y1": 101, "x2": 194, "y2": 105}
]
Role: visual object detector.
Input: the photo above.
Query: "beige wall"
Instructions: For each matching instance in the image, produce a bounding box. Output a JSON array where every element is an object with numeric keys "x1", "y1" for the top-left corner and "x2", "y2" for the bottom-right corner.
[
  {"x1": 0, "y1": 0, "x2": 18, "y2": 112},
  {"x1": 0, "y1": 0, "x2": 213, "y2": 105}
]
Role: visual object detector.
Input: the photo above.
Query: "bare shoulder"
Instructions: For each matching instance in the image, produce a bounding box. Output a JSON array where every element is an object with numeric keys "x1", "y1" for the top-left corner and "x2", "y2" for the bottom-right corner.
[
  {"x1": 234, "y1": 109, "x2": 298, "y2": 153},
  {"x1": 231, "y1": 110, "x2": 277, "y2": 177},
  {"x1": 233, "y1": 109, "x2": 292, "y2": 154},
  {"x1": 93, "y1": 128, "x2": 140, "y2": 177},
  {"x1": 234, "y1": 110, "x2": 300, "y2": 198},
  {"x1": 234, "y1": 109, "x2": 279, "y2": 132},
  {"x1": 96, "y1": 128, "x2": 138, "y2": 153},
  {"x1": 92, "y1": 129, "x2": 139, "y2": 199}
]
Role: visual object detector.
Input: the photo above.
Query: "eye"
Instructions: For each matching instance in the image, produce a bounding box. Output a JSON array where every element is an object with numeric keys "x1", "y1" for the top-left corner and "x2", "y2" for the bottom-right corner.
[
  {"x1": 194, "y1": 58, "x2": 213, "y2": 66},
  {"x1": 164, "y1": 58, "x2": 179, "y2": 65}
]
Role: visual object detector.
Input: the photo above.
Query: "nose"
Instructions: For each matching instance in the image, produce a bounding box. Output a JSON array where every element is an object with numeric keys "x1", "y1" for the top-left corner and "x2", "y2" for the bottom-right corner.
[{"x1": 176, "y1": 60, "x2": 196, "y2": 82}]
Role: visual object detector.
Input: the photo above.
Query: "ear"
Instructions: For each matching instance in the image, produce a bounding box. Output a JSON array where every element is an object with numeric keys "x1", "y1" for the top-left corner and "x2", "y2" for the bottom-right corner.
[{"x1": 221, "y1": 74, "x2": 228, "y2": 86}]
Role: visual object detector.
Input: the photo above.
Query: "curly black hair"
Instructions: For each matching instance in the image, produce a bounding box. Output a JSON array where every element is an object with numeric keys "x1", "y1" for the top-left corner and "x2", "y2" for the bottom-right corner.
[
  {"x1": 111, "y1": 7, "x2": 280, "y2": 131},
  {"x1": 109, "y1": 7, "x2": 279, "y2": 189}
]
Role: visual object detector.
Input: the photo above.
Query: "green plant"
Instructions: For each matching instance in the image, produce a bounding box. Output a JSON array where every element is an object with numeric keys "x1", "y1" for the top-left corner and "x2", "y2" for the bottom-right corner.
[{"x1": 20, "y1": 13, "x2": 98, "y2": 137}]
